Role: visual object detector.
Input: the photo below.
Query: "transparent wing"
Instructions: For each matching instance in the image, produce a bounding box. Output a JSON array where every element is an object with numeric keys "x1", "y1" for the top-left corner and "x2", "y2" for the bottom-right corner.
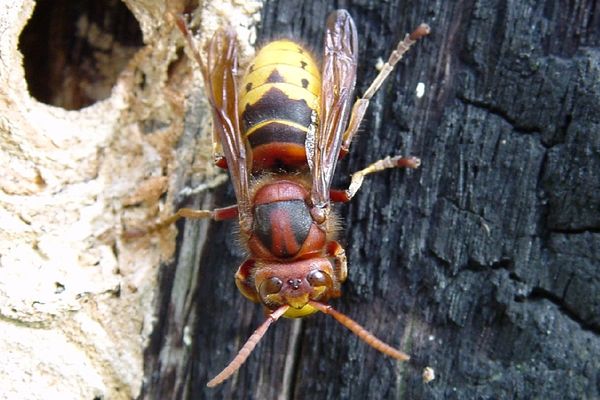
[
  {"x1": 309, "y1": 10, "x2": 358, "y2": 212},
  {"x1": 181, "y1": 24, "x2": 252, "y2": 224}
]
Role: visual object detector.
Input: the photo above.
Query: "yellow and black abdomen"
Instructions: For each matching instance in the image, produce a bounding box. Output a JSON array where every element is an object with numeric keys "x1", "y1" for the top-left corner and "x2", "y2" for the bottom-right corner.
[{"x1": 239, "y1": 40, "x2": 320, "y2": 171}]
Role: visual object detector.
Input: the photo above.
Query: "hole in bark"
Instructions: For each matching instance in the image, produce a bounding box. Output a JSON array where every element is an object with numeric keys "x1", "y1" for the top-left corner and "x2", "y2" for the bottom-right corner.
[{"x1": 18, "y1": 0, "x2": 143, "y2": 110}]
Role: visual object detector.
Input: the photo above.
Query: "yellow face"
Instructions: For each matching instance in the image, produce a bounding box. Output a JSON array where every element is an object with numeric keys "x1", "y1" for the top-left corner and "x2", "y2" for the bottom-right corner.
[
  {"x1": 253, "y1": 258, "x2": 337, "y2": 317},
  {"x1": 283, "y1": 303, "x2": 319, "y2": 318}
]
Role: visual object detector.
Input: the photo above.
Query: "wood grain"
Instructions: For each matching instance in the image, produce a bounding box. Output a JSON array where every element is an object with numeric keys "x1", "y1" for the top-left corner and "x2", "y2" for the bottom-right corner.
[{"x1": 141, "y1": 1, "x2": 600, "y2": 399}]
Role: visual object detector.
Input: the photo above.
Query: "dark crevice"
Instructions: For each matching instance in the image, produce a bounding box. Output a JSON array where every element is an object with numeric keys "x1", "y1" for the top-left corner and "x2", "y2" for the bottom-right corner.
[
  {"x1": 464, "y1": 258, "x2": 514, "y2": 273},
  {"x1": 528, "y1": 287, "x2": 600, "y2": 335},
  {"x1": 456, "y1": 94, "x2": 544, "y2": 137},
  {"x1": 508, "y1": 271, "x2": 524, "y2": 283},
  {"x1": 19, "y1": 0, "x2": 143, "y2": 110}
]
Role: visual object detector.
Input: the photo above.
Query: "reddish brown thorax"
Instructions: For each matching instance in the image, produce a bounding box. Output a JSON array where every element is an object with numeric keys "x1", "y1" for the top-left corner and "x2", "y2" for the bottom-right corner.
[{"x1": 247, "y1": 180, "x2": 327, "y2": 261}]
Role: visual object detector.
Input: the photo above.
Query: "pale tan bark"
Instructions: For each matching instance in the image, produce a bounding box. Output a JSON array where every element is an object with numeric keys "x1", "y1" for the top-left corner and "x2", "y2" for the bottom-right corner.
[{"x1": 0, "y1": 1, "x2": 259, "y2": 398}]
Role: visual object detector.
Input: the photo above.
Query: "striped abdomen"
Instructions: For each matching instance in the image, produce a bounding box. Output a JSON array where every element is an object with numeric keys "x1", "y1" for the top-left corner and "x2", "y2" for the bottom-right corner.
[{"x1": 239, "y1": 40, "x2": 320, "y2": 171}]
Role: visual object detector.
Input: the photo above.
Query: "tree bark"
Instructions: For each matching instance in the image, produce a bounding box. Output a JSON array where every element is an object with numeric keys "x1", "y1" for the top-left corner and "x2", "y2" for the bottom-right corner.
[
  {"x1": 142, "y1": 0, "x2": 600, "y2": 399},
  {"x1": 0, "y1": 0, "x2": 256, "y2": 398}
]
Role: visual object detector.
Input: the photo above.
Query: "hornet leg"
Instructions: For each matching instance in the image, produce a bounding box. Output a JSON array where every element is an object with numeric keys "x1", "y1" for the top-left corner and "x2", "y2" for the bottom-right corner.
[{"x1": 330, "y1": 155, "x2": 421, "y2": 203}]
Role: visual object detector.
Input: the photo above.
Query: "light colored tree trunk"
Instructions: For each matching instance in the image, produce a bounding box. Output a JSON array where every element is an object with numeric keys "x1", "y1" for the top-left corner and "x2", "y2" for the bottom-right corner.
[{"x1": 0, "y1": 1, "x2": 259, "y2": 398}]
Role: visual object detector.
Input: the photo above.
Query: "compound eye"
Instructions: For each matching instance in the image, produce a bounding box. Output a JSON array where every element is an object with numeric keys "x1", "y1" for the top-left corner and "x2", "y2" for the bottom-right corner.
[
  {"x1": 307, "y1": 270, "x2": 332, "y2": 288},
  {"x1": 259, "y1": 277, "x2": 283, "y2": 298}
]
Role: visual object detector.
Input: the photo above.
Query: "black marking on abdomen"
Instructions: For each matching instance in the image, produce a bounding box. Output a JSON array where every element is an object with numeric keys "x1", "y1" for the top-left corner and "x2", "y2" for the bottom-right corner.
[
  {"x1": 248, "y1": 122, "x2": 306, "y2": 148},
  {"x1": 241, "y1": 87, "x2": 313, "y2": 133},
  {"x1": 266, "y1": 69, "x2": 285, "y2": 83}
]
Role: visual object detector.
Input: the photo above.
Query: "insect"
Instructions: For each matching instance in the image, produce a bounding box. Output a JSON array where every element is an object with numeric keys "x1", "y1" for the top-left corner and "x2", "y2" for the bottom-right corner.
[{"x1": 164, "y1": 9, "x2": 429, "y2": 387}]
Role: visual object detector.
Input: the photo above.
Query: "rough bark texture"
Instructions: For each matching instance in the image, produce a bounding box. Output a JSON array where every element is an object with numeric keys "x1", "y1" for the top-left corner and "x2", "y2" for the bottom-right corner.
[
  {"x1": 0, "y1": 0, "x2": 257, "y2": 398},
  {"x1": 1, "y1": 1, "x2": 155, "y2": 398},
  {"x1": 142, "y1": 0, "x2": 600, "y2": 399}
]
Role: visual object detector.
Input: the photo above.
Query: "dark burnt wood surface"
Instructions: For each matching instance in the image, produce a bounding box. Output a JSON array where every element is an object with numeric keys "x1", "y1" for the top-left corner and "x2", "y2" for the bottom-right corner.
[{"x1": 141, "y1": 1, "x2": 600, "y2": 399}]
